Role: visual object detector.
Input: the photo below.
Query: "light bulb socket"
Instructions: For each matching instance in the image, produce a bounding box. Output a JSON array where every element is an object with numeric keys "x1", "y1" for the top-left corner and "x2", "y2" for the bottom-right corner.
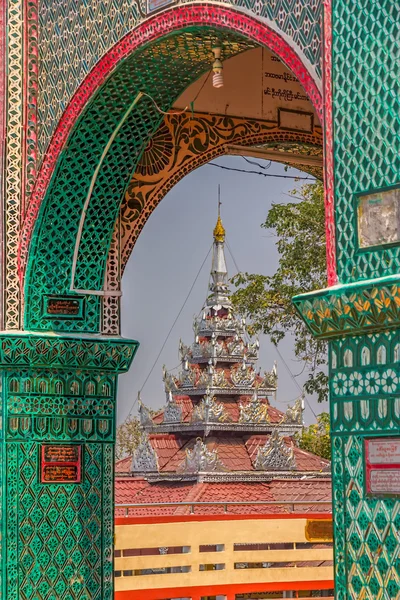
[
  {"x1": 212, "y1": 47, "x2": 223, "y2": 88},
  {"x1": 212, "y1": 46, "x2": 222, "y2": 59}
]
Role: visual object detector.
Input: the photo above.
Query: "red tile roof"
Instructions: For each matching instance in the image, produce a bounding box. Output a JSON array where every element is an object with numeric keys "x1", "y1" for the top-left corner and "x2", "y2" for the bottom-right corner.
[
  {"x1": 150, "y1": 394, "x2": 285, "y2": 425},
  {"x1": 115, "y1": 456, "x2": 132, "y2": 474},
  {"x1": 142, "y1": 434, "x2": 330, "y2": 474},
  {"x1": 115, "y1": 478, "x2": 332, "y2": 517}
]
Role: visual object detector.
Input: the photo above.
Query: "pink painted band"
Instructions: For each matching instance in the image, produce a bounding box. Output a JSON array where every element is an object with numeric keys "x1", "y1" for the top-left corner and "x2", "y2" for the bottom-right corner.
[{"x1": 323, "y1": 0, "x2": 336, "y2": 285}]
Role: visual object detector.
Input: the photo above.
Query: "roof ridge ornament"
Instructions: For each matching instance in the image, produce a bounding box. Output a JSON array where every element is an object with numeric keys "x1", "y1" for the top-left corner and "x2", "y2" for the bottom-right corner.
[
  {"x1": 191, "y1": 387, "x2": 230, "y2": 427},
  {"x1": 179, "y1": 438, "x2": 227, "y2": 474},
  {"x1": 283, "y1": 396, "x2": 303, "y2": 425},
  {"x1": 254, "y1": 429, "x2": 296, "y2": 471},
  {"x1": 239, "y1": 387, "x2": 270, "y2": 424},
  {"x1": 131, "y1": 432, "x2": 159, "y2": 473},
  {"x1": 138, "y1": 393, "x2": 153, "y2": 427},
  {"x1": 163, "y1": 390, "x2": 182, "y2": 424}
]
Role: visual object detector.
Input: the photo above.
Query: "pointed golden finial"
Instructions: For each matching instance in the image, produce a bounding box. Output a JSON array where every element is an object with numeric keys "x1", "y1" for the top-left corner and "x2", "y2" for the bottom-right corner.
[{"x1": 213, "y1": 185, "x2": 225, "y2": 242}]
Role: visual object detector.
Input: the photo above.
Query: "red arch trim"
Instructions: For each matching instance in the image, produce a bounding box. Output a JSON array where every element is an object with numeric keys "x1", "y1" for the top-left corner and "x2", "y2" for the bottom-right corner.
[{"x1": 19, "y1": 4, "x2": 327, "y2": 280}]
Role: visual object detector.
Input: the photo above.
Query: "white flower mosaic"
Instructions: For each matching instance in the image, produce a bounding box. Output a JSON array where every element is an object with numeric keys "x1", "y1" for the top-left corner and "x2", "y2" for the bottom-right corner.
[
  {"x1": 332, "y1": 369, "x2": 400, "y2": 396},
  {"x1": 380, "y1": 369, "x2": 398, "y2": 393},
  {"x1": 349, "y1": 372, "x2": 363, "y2": 394},
  {"x1": 365, "y1": 371, "x2": 380, "y2": 394},
  {"x1": 332, "y1": 372, "x2": 349, "y2": 395}
]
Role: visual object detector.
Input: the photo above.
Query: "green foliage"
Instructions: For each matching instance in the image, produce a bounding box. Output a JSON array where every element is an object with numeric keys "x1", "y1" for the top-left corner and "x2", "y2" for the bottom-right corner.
[
  {"x1": 296, "y1": 412, "x2": 331, "y2": 460},
  {"x1": 116, "y1": 415, "x2": 143, "y2": 460},
  {"x1": 231, "y1": 181, "x2": 328, "y2": 402}
]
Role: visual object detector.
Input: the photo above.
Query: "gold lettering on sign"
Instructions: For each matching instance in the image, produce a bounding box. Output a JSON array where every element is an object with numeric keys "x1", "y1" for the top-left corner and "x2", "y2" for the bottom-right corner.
[
  {"x1": 43, "y1": 465, "x2": 79, "y2": 482},
  {"x1": 305, "y1": 519, "x2": 333, "y2": 542},
  {"x1": 46, "y1": 298, "x2": 80, "y2": 315},
  {"x1": 44, "y1": 445, "x2": 79, "y2": 463},
  {"x1": 41, "y1": 445, "x2": 81, "y2": 483}
]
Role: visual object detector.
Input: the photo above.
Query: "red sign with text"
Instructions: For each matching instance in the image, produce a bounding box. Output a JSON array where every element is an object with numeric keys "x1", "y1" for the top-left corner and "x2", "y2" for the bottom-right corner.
[
  {"x1": 41, "y1": 445, "x2": 81, "y2": 483},
  {"x1": 365, "y1": 438, "x2": 400, "y2": 495}
]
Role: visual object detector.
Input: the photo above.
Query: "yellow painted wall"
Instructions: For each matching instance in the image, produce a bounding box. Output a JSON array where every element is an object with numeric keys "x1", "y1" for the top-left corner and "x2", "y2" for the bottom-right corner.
[{"x1": 115, "y1": 518, "x2": 333, "y2": 593}]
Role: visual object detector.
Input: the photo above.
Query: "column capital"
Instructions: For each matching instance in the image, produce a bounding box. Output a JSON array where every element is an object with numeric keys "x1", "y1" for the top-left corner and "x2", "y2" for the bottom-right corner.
[
  {"x1": 0, "y1": 331, "x2": 139, "y2": 372},
  {"x1": 293, "y1": 274, "x2": 400, "y2": 340}
]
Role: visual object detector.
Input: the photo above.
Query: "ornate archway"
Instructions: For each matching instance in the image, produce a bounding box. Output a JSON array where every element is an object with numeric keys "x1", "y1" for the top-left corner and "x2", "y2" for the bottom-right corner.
[
  {"x1": 20, "y1": 6, "x2": 325, "y2": 336},
  {"x1": 0, "y1": 0, "x2": 397, "y2": 596},
  {"x1": 2, "y1": 6, "x2": 327, "y2": 599}
]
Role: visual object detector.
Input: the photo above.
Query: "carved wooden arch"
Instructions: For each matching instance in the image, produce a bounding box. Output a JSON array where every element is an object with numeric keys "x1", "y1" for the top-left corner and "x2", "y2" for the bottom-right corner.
[{"x1": 102, "y1": 110, "x2": 323, "y2": 333}]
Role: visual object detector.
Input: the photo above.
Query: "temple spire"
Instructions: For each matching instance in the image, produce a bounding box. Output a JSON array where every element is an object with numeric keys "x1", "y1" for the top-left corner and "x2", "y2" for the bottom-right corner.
[{"x1": 208, "y1": 191, "x2": 230, "y2": 309}]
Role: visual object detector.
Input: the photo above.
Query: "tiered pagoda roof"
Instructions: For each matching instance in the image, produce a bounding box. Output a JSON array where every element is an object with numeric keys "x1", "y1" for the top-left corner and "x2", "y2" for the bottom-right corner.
[{"x1": 116, "y1": 212, "x2": 331, "y2": 512}]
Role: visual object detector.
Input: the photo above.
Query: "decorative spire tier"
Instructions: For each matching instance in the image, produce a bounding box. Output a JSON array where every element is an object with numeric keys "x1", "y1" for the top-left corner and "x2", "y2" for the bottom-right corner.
[{"x1": 130, "y1": 211, "x2": 330, "y2": 483}]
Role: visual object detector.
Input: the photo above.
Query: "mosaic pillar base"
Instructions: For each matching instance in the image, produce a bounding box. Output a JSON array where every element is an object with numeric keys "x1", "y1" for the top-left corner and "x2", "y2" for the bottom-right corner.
[
  {"x1": 294, "y1": 277, "x2": 400, "y2": 599},
  {"x1": 0, "y1": 332, "x2": 138, "y2": 599}
]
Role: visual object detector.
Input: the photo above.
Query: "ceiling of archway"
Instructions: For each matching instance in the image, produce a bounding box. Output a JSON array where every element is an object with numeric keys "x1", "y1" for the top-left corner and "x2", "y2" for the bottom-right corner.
[
  {"x1": 174, "y1": 48, "x2": 320, "y2": 122},
  {"x1": 114, "y1": 48, "x2": 323, "y2": 273},
  {"x1": 37, "y1": 1, "x2": 323, "y2": 164},
  {"x1": 103, "y1": 48, "x2": 323, "y2": 333}
]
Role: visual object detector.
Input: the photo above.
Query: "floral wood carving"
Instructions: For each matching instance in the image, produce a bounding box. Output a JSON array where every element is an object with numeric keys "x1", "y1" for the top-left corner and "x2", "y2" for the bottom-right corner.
[{"x1": 118, "y1": 112, "x2": 323, "y2": 274}]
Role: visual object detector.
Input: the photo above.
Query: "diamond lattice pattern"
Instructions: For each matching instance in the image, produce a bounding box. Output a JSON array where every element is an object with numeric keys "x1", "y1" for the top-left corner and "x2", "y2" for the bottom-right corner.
[{"x1": 333, "y1": 2, "x2": 400, "y2": 283}]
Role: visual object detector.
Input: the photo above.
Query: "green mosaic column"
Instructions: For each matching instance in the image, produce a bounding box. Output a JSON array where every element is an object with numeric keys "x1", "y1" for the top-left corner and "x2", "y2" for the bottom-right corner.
[
  {"x1": 294, "y1": 3, "x2": 399, "y2": 598},
  {"x1": 0, "y1": 332, "x2": 138, "y2": 599}
]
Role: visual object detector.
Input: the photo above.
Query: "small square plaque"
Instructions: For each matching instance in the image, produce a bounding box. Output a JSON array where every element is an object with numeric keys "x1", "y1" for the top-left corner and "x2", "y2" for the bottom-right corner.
[
  {"x1": 42, "y1": 295, "x2": 84, "y2": 319},
  {"x1": 147, "y1": 0, "x2": 175, "y2": 12},
  {"x1": 365, "y1": 438, "x2": 400, "y2": 495},
  {"x1": 358, "y1": 187, "x2": 400, "y2": 248},
  {"x1": 305, "y1": 519, "x2": 333, "y2": 542},
  {"x1": 41, "y1": 444, "x2": 81, "y2": 483}
]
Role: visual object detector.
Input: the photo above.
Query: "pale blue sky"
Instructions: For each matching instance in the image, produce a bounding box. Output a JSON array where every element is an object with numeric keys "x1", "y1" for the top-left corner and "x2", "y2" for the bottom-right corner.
[{"x1": 118, "y1": 156, "x2": 328, "y2": 424}]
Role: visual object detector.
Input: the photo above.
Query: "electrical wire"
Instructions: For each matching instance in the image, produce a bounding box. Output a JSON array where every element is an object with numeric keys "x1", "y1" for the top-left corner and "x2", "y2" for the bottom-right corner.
[
  {"x1": 139, "y1": 91, "x2": 189, "y2": 115},
  {"x1": 137, "y1": 71, "x2": 212, "y2": 117},
  {"x1": 192, "y1": 70, "x2": 212, "y2": 104},
  {"x1": 225, "y1": 238, "x2": 241, "y2": 275},
  {"x1": 207, "y1": 161, "x2": 315, "y2": 180},
  {"x1": 124, "y1": 244, "x2": 213, "y2": 421},
  {"x1": 242, "y1": 156, "x2": 272, "y2": 170}
]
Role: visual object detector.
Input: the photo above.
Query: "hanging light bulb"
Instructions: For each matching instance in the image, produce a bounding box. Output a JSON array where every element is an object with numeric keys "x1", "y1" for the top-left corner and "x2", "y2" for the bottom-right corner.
[{"x1": 212, "y1": 47, "x2": 223, "y2": 88}]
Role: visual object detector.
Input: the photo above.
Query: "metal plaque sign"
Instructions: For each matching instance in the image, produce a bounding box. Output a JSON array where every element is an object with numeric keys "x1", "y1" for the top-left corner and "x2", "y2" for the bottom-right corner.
[
  {"x1": 358, "y1": 187, "x2": 400, "y2": 248},
  {"x1": 43, "y1": 295, "x2": 84, "y2": 319},
  {"x1": 365, "y1": 438, "x2": 400, "y2": 495},
  {"x1": 147, "y1": 0, "x2": 175, "y2": 13},
  {"x1": 41, "y1": 445, "x2": 81, "y2": 483},
  {"x1": 305, "y1": 519, "x2": 333, "y2": 542}
]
